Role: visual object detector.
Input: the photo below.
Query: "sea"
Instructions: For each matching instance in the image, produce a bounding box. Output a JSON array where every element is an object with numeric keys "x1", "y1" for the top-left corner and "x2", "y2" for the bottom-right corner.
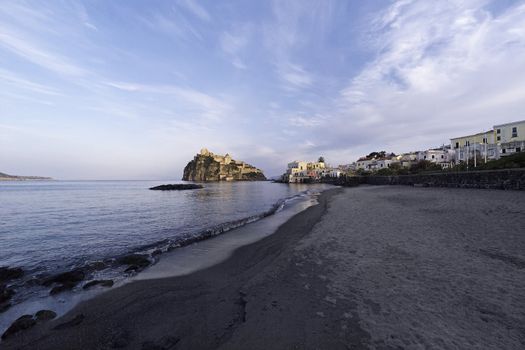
[{"x1": 0, "y1": 180, "x2": 333, "y2": 333}]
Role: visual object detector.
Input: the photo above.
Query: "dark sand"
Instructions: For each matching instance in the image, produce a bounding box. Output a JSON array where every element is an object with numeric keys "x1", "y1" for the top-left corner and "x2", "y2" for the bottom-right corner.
[{"x1": 3, "y1": 186, "x2": 525, "y2": 349}]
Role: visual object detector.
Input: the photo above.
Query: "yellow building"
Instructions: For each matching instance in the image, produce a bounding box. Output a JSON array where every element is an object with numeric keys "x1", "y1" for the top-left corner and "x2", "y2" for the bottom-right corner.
[
  {"x1": 494, "y1": 120, "x2": 525, "y2": 143},
  {"x1": 450, "y1": 130, "x2": 494, "y2": 149},
  {"x1": 450, "y1": 120, "x2": 525, "y2": 163}
]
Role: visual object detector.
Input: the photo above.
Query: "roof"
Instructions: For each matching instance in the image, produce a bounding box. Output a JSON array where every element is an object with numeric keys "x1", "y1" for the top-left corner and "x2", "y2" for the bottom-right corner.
[
  {"x1": 493, "y1": 119, "x2": 525, "y2": 128},
  {"x1": 450, "y1": 130, "x2": 493, "y2": 141}
]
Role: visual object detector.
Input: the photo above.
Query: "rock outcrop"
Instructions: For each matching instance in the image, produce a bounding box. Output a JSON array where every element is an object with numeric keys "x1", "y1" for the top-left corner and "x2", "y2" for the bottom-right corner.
[
  {"x1": 182, "y1": 149, "x2": 266, "y2": 181},
  {"x1": 149, "y1": 184, "x2": 203, "y2": 191},
  {"x1": 0, "y1": 172, "x2": 51, "y2": 181}
]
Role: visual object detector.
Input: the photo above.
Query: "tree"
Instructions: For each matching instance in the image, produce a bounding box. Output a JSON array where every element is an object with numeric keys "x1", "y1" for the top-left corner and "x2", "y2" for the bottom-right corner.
[
  {"x1": 409, "y1": 160, "x2": 442, "y2": 174},
  {"x1": 367, "y1": 151, "x2": 387, "y2": 159},
  {"x1": 318, "y1": 156, "x2": 325, "y2": 163}
]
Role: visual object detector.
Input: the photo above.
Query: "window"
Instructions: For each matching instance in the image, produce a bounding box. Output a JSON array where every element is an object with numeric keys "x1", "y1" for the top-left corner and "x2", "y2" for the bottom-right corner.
[
  {"x1": 517, "y1": 147, "x2": 521, "y2": 152},
  {"x1": 512, "y1": 127, "x2": 518, "y2": 138},
  {"x1": 482, "y1": 137, "x2": 487, "y2": 144},
  {"x1": 455, "y1": 142, "x2": 459, "y2": 148},
  {"x1": 424, "y1": 155, "x2": 427, "y2": 159},
  {"x1": 502, "y1": 149, "x2": 506, "y2": 154},
  {"x1": 497, "y1": 136, "x2": 501, "y2": 141},
  {"x1": 441, "y1": 155, "x2": 444, "y2": 159},
  {"x1": 465, "y1": 140, "x2": 470, "y2": 146},
  {"x1": 497, "y1": 129, "x2": 501, "y2": 134},
  {"x1": 432, "y1": 155, "x2": 435, "y2": 159}
]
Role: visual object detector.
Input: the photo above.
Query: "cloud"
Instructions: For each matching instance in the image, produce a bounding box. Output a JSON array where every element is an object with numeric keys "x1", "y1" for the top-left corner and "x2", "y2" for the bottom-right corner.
[
  {"x1": 0, "y1": 26, "x2": 89, "y2": 77},
  {"x1": 138, "y1": 11, "x2": 203, "y2": 41},
  {"x1": 278, "y1": 63, "x2": 313, "y2": 90},
  {"x1": 329, "y1": 0, "x2": 525, "y2": 157},
  {"x1": 219, "y1": 27, "x2": 251, "y2": 69},
  {"x1": 105, "y1": 81, "x2": 233, "y2": 122},
  {"x1": 176, "y1": 0, "x2": 211, "y2": 22},
  {"x1": 0, "y1": 69, "x2": 62, "y2": 96}
]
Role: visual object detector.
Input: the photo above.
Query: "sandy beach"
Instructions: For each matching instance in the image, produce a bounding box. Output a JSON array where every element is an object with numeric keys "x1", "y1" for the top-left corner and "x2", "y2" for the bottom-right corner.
[{"x1": 3, "y1": 185, "x2": 525, "y2": 349}]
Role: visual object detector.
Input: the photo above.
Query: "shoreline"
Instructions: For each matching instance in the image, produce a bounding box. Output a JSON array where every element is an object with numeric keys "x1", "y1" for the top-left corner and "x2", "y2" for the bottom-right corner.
[
  {"x1": 0, "y1": 182, "x2": 332, "y2": 331},
  {"x1": 2, "y1": 188, "x2": 344, "y2": 349},
  {"x1": 4, "y1": 185, "x2": 525, "y2": 349}
]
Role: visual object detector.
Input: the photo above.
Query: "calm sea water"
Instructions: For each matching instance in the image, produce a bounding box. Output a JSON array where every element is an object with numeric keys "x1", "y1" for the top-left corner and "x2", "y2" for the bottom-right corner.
[
  {"x1": 0, "y1": 180, "x2": 331, "y2": 328},
  {"x1": 0, "y1": 180, "x2": 329, "y2": 272}
]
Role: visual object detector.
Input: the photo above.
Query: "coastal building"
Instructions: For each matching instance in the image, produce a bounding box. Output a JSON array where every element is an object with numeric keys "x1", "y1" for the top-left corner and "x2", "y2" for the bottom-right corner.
[
  {"x1": 397, "y1": 153, "x2": 417, "y2": 168},
  {"x1": 355, "y1": 157, "x2": 375, "y2": 171},
  {"x1": 284, "y1": 159, "x2": 332, "y2": 182},
  {"x1": 450, "y1": 120, "x2": 525, "y2": 164},
  {"x1": 416, "y1": 147, "x2": 455, "y2": 169},
  {"x1": 450, "y1": 130, "x2": 497, "y2": 163},
  {"x1": 494, "y1": 120, "x2": 525, "y2": 156},
  {"x1": 355, "y1": 154, "x2": 397, "y2": 171}
]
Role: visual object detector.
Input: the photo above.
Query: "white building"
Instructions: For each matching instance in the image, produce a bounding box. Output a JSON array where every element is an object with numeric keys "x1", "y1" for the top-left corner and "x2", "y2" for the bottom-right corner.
[
  {"x1": 494, "y1": 120, "x2": 525, "y2": 156},
  {"x1": 397, "y1": 153, "x2": 417, "y2": 168},
  {"x1": 416, "y1": 148, "x2": 455, "y2": 168},
  {"x1": 355, "y1": 156, "x2": 397, "y2": 171}
]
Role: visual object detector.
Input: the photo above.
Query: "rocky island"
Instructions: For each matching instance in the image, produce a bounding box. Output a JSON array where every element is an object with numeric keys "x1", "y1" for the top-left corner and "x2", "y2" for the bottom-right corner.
[{"x1": 182, "y1": 148, "x2": 266, "y2": 181}]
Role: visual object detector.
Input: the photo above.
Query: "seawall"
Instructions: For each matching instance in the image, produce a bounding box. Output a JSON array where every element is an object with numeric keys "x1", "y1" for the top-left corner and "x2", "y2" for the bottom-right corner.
[{"x1": 323, "y1": 168, "x2": 525, "y2": 190}]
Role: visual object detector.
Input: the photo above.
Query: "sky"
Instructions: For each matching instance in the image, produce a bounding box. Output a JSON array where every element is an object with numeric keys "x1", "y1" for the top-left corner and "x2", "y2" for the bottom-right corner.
[{"x1": 1, "y1": 0, "x2": 525, "y2": 179}]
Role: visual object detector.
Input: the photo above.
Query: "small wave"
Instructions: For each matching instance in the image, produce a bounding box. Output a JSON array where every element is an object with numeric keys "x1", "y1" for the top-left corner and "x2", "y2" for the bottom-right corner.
[
  {"x1": 132, "y1": 189, "x2": 318, "y2": 256},
  {"x1": 2, "y1": 187, "x2": 326, "y2": 316}
]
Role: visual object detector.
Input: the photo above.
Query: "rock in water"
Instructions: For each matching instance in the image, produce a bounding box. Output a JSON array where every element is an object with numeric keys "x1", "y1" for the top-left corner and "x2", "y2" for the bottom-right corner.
[
  {"x1": 0, "y1": 267, "x2": 24, "y2": 283},
  {"x1": 182, "y1": 148, "x2": 266, "y2": 181},
  {"x1": 149, "y1": 184, "x2": 203, "y2": 191}
]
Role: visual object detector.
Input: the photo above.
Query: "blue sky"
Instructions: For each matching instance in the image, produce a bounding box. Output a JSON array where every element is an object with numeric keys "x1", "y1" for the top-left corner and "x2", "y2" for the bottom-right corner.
[{"x1": 1, "y1": 0, "x2": 524, "y2": 179}]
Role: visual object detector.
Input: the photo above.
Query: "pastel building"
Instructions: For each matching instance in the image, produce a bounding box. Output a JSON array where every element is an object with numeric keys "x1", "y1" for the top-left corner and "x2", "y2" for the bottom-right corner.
[
  {"x1": 450, "y1": 120, "x2": 525, "y2": 163},
  {"x1": 284, "y1": 160, "x2": 327, "y2": 182},
  {"x1": 494, "y1": 120, "x2": 525, "y2": 156}
]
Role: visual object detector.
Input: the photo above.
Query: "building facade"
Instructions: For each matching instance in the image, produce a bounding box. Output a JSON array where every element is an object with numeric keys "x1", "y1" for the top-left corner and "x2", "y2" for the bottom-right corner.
[{"x1": 450, "y1": 120, "x2": 525, "y2": 164}]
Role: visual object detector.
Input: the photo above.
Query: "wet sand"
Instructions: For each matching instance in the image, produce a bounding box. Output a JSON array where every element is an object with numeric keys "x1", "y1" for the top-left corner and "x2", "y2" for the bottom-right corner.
[{"x1": 3, "y1": 186, "x2": 525, "y2": 349}]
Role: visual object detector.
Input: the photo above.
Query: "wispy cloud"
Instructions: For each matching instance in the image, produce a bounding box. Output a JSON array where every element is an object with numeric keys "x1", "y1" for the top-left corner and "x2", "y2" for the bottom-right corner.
[
  {"x1": 176, "y1": 0, "x2": 211, "y2": 22},
  {"x1": 278, "y1": 63, "x2": 313, "y2": 90},
  {"x1": 220, "y1": 27, "x2": 251, "y2": 69},
  {"x1": 105, "y1": 81, "x2": 233, "y2": 121},
  {"x1": 331, "y1": 0, "x2": 525, "y2": 153},
  {"x1": 0, "y1": 69, "x2": 62, "y2": 96},
  {"x1": 0, "y1": 26, "x2": 89, "y2": 77},
  {"x1": 138, "y1": 9, "x2": 204, "y2": 41}
]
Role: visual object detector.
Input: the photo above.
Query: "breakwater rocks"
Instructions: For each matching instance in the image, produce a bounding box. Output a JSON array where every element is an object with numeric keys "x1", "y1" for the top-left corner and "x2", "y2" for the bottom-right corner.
[
  {"x1": 150, "y1": 184, "x2": 203, "y2": 191},
  {"x1": 323, "y1": 169, "x2": 525, "y2": 190}
]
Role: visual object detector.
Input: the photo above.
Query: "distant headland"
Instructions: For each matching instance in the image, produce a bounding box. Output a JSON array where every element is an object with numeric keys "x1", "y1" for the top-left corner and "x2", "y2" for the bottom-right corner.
[
  {"x1": 182, "y1": 148, "x2": 266, "y2": 181},
  {"x1": 0, "y1": 172, "x2": 52, "y2": 181}
]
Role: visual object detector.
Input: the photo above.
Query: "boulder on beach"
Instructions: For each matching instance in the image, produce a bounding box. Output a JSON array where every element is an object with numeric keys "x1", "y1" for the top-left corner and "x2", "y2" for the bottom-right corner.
[
  {"x1": 42, "y1": 269, "x2": 85, "y2": 287},
  {"x1": 35, "y1": 309, "x2": 57, "y2": 321},
  {"x1": 118, "y1": 254, "x2": 151, "y2": 273},
  {"x1": 83, "y1": 279, "x2": 114, "y2": 290},
  {"x1": 1, "y1": 315, "x2": 36, "y2": 340},
  {"x1": 149, "y1": 184, "x2": 203, "y2": 191},
  {"x1": 43, "y1": 269, "x2": 86, "y2": 295}
]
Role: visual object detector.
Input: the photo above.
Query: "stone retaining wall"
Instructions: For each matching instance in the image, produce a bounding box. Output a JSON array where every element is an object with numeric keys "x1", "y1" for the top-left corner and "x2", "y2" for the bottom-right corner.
[{"x1": 323, "y1": 169, "x2": 525, "y2": 190}]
